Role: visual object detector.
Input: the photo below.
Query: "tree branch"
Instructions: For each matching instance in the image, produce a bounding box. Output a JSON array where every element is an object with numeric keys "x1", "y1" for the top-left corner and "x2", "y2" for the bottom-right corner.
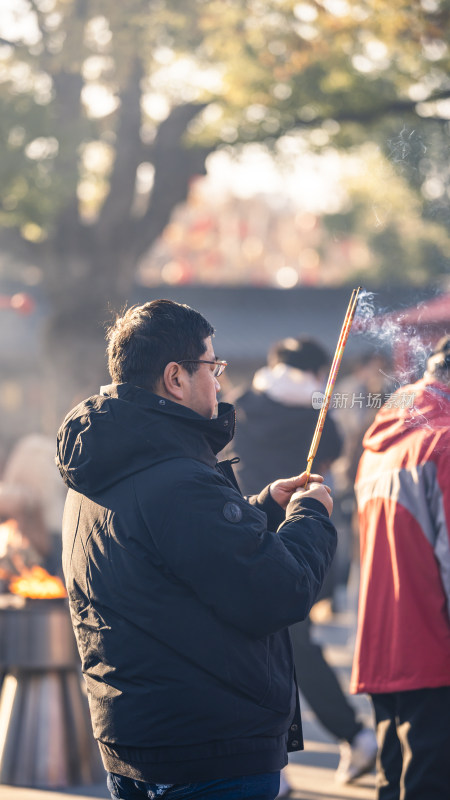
[
  {"x1": 95, "y1": 58, "x2": 145, "y2": 247},
  {"x1": 0, "y1": 37, "x2": 19, "y2": 48},
  {"x1": 49, "y1": 1, "x2": 91, "y2": 254},
  {"x1": 293, "y1": 91, "x2": 450, "y2": 129},
  {"x1": 51, "y1": 69, "x2": 85, "y2": 255},
  {"x1": 130, "y1": 103, "x2": 211, "y2": 262},
  {"x1": 27, "y1": 0, "x2": 48, "y2": 40}
]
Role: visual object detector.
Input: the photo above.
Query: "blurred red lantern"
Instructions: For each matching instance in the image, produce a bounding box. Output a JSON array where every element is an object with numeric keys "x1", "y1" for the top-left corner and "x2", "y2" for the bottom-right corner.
[{"x1": 0, "y1": 293, "x2": 35, "y2": 315}]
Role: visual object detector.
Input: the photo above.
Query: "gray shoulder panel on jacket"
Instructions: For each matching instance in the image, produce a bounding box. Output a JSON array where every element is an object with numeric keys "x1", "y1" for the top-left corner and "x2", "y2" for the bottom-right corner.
[{"x1": 356, "y1": 461, "x2": 450, "y2": 616}]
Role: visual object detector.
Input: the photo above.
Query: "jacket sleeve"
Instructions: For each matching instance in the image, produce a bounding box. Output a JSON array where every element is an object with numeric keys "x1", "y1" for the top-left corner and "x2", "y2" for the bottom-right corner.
[
  {"x1": 137, "y1": 463, "x2": 337, "y2": 639},
  {"x1": 246, "y1": 485, "x2": 286, "y2": 532},
  {"x1": 429, "y1": 450, "x2": 450, "y2": 620}
]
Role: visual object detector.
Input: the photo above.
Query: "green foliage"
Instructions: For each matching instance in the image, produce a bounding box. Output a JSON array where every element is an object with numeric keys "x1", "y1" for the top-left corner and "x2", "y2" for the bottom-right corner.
[
  {"x1": 322, "y1": 138, "x2": 450, "y2": 286},
  {"x1": 0, "y1": 0, "x2": 449, "y2": 284}
]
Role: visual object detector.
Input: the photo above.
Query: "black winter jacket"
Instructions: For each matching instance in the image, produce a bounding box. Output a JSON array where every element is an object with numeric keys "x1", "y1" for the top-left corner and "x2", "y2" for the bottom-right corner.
[{"x1": 56, "y1": 382, "x2": 337, "y2": 783}]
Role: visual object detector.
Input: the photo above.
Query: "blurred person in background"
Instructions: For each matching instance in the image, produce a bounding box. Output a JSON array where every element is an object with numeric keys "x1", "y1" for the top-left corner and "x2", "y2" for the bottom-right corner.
[
  {"x1": 2, "y1": 434, "x2": 66, "y2": 574},
  {"x1": 351, "y1": 335, "x2": 450, "y2": 799},
  {"x1": 226, "y1": 337, "x2": 377, "y2": 794},
  {"x1": 0, "y1": 434, "x2": 66, "y2": 578},
  {"x1": 332, "y1": 351, "x2": 393, "y2": 490},
  {"x1": 227, "y1": 337, "x2": 341, "y2": 495},
  {"x1": 56, "y1": 300, "x2": 337, "y2": 800}
]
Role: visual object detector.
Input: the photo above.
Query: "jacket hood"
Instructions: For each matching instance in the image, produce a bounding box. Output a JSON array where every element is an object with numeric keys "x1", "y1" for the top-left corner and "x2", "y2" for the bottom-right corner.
[
  {"x1": 56, "y1": 382, "x2": 235, "y2": 495},
  {"x1": 362, "y1": 378, "x2": 450, "y2": 453},
  {"x1": 252, "y1": 364, "x2": 323, "y2": 407}
]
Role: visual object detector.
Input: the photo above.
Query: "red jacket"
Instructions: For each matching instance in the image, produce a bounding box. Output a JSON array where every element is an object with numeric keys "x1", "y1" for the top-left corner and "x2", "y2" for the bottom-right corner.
[{"x1": 350, "y1": 378, "x2": 450, "y2": 695}]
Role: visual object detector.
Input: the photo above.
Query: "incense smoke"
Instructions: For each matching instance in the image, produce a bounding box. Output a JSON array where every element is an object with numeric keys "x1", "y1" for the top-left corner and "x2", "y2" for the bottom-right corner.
[
  {"x1": 352, "y1": 290, "x2": 450, "y2": 429},
  {"x1": 353, "y1": 290, "x2": 433, "y2": 388},
  {"x1": 387, "y1": 126, "x2": 426, "y2": 168}
]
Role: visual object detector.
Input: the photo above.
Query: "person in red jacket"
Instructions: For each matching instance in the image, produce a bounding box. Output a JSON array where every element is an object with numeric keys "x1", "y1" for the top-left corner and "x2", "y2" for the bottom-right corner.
[{"x1": 351, "y1": 335, "x2": 450, "y2": 800}]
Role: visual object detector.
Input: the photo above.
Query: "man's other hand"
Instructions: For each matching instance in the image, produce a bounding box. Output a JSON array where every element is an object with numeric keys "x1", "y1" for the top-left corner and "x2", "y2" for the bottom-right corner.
[{"x1": 270, "y1": 472, "x2": 333, "y2": 515}]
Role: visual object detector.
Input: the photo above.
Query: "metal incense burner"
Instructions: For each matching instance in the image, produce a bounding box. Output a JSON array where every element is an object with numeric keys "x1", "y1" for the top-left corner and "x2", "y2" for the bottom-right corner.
[{"x1": 0, "y1": 594, "x2": 103, "y2": 788}]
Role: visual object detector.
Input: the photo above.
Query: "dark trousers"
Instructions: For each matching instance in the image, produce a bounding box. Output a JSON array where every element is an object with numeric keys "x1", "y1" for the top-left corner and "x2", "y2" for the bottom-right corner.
[
  {"x1": 371, "y1": 687, "x2": 450, "y2": 800},
  {"x1": 107, "y1": 772, "x2": 280, "y2": 800},
  {"x1": 289, "y1": 618, "x2": 361, "y2": 743}
]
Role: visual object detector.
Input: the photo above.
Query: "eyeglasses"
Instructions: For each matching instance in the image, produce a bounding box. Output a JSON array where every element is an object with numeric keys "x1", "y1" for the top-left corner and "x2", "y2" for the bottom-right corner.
[{"x1": 177, "y1": 359, "x2": 228, "y2": 378}]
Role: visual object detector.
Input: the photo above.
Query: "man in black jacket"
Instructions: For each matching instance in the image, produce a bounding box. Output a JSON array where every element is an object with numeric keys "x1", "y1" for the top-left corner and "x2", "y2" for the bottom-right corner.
[{"x1": 56, "y1": 300, "x2": 337, "y2": 800}]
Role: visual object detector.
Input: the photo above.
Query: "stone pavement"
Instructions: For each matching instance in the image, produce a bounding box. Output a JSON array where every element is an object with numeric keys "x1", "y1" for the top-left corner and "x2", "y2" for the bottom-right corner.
[{"x1": 0, "y1": 606, "x2": 376, "y2": 800}]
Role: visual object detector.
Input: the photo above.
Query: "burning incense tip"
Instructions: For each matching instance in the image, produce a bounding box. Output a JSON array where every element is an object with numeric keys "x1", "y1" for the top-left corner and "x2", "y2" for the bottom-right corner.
[{"x1": 305, "y1": 287, "x2": 362, "y2": 482}]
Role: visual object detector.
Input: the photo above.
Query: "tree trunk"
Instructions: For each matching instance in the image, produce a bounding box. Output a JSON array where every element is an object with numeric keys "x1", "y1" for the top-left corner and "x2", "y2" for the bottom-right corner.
[{"x1": 41, "y1": 248, "x2": 131, "y2": 431}]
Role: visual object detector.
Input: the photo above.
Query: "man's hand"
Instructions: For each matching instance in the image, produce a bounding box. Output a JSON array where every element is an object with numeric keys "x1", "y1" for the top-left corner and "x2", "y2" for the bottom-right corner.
[{"x1": 270, "y1": 472, "x2": 333, "y2": 515}]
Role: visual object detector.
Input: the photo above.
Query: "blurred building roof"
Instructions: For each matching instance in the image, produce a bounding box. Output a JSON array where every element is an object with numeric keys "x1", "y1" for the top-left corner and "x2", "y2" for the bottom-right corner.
[{"x1": 134, "y1": 284, "x2": 440, "y2": 364}]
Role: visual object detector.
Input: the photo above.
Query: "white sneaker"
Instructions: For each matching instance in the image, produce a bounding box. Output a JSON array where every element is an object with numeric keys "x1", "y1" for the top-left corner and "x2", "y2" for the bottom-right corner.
[
  {"x1": 335, "y1": 728, "x2": 377, "y2": 785},
  {"x1": 276, "y1": 767, "x2": 292, "y2": 798}
]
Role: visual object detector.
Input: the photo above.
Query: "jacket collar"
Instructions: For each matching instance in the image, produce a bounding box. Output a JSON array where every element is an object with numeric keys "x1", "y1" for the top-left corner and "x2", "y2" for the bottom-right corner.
[
  {"x1": 56, "y1": 382, "x2": 236, "y2": 495},
  {"x1": 100, "y1": 383, "x2": 236, "y2": 459}
]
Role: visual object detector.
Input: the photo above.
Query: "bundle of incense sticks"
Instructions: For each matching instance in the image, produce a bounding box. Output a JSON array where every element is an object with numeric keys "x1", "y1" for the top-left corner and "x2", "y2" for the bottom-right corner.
[{"x1": 305, "y1": 286, "x2": 362, "y2": 482}]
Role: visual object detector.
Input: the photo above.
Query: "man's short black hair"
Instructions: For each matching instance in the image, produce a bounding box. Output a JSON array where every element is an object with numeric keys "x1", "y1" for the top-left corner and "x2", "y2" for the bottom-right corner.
[
  {"x1": 106, "y1": 300, "x2": 215, "y2": 391},
  {"x1": 268, "y1": 336, "x2": 329, "y2": 375}
]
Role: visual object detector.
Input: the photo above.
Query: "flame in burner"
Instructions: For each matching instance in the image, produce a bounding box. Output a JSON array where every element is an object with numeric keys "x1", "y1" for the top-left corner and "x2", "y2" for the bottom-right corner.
[{"x1": 9, "y1": 566, "x2": 67, "y2": 599}]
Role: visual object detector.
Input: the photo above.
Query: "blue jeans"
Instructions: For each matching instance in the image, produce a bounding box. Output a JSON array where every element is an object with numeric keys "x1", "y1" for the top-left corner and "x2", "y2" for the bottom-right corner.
[{"x1": 107, "y1": 771, "x2": 280, "y2": 800}]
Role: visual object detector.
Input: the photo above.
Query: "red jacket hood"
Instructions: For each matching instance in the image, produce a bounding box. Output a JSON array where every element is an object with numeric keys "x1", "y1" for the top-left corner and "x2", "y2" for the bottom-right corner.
[{"x1": 362, "y1": 378, "x2": 450, "y2": 453}]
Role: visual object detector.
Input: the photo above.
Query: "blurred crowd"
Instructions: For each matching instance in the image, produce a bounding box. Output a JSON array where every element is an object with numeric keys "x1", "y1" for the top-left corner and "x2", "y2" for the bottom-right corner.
[{"x1": 0, "y1": 330, "x2": 449, "y2": 798}]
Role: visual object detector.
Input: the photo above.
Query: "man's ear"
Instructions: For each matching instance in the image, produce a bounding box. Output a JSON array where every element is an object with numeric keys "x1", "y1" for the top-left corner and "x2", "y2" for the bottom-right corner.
[{"x1": 161, "y1": 361, "x2": 186, "y2": 402}]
